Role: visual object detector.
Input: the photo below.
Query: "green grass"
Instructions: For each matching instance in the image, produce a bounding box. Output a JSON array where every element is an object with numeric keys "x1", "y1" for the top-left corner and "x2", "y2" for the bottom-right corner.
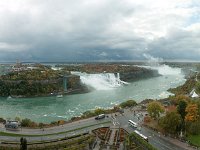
[
  {"x1": 187, "y1": 134, "x2": 200, "y2": 147},
  {"x1": 0, "y1": 121, "x2": 111, "y2": 137}
]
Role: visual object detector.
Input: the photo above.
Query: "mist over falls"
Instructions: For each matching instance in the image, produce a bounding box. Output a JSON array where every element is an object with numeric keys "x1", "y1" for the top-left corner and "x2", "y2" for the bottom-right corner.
[
  {"x1": 143, "y1": 54, "x2": 182, "y2": 76},
  {"x1": 72, "y1": 72, "x2": 128, "y2": 90},
  {"x1": 144, "y1": 65, "x2": 182, "y2": 76},
  {"x1": 72, "y1": 64, "x2": 183, "y2": 91}
]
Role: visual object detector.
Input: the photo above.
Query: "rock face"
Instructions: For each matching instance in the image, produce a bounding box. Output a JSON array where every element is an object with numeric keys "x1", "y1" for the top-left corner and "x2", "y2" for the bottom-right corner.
[
  {"x1": 67, "y1": 75, "x2": 81, "y2": 89},
  {"x1": 59, "y1": 64, "x2": 159, "y2": 81},
  {"x1": 119, "y1": 69, "x2": 159, "y2": 82},
  {"x1": 0, "y1": 64, "x2": 159, "y2": 97}
]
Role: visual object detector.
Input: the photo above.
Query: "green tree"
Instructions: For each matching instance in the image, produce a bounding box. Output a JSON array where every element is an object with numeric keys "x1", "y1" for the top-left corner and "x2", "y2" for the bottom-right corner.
[
  {"x1": 20, "y1": 137, "x2": 27, "y2": 150},
  {"x1": 159, "y1": 111, "x2": 182, "y2": 134},
  {"x1": 94, "y1": 108, "x2": 105, "y2": 115},
  {"x1": 21, "y1": 118, "x2": 32, "y2": 127},
  {"x1": 15, "y1": 116, "x2": 21, "y2": 122},
  {"x1": 147, "y1": 101, "x2": 164, "y2": 119},
  {"x1": 188, "y1": 121, "x2": 200, "y2": 135},
  {"x1": 120, "y1": 100, "x2": 137, "y2": 108},
  {"x1": 177, "y1": 100, "x2": 187, "y2": 120}
]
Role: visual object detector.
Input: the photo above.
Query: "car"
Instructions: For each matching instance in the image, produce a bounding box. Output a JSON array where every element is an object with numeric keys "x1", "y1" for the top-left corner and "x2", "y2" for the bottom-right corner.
[
  {"x1": 95, "y1": 114, "x2": 105, "y2": 120},
  {"x1": 119, "y1": 109, "x2": 124, "y2": 113}
]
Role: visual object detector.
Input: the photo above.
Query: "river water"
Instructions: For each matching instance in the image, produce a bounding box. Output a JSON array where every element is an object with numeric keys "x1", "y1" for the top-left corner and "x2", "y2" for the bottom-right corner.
[{"x1": 0, "y1": 64, "x2": 185, "y2": 123}]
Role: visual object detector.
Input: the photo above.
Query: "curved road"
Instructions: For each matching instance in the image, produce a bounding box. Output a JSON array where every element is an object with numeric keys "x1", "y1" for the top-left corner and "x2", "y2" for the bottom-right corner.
[{"x1": 0, "y1": 108, "x2": 197, "y2": 150}]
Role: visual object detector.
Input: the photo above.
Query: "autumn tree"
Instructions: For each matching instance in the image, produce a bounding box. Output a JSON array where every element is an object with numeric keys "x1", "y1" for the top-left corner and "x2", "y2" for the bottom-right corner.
[
  {"x1": 147, "y1": 101, "x2": 164, "y2": 119},
  {"x1": 159, "y1": 111, "x2": 182, "y2": 134},
  {"x1": 185, "y1": 103, "x2": 199, "y2": 122},
  {"x1": 170, "y1": 95, "x2": 190, "y2": 105}
]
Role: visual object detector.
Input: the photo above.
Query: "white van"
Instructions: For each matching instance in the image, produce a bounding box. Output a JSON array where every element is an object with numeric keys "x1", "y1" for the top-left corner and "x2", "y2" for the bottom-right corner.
[{"x1": 95, "y1": 114, "x2": 105, "y2": 120}]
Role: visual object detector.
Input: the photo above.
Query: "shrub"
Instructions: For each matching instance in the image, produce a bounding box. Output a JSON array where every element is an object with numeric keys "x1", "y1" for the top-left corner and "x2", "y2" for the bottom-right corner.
[
  {"x1": 0, "y1": 118, "x2": 6, "y2": 124},
  {"x1": 50, "y1": 121, "x2": 58, "y2": 125},
  {"x1": 94, "y1": 108, "x2": 105, "y2": 115},
  {"x1": 15, "y1": 117, "x2": 21, "y2": 122},
  {"x1": 120, "y1": 100, "x2": 137, "y2": 108},
  {"x1": 128, "y1": 132, "x2": 157, "y2": 150},
  {"x1": 21, "y1": 118, "x2": 32, "y2": 127},
  {"x1": 188, "y1": 121, "x2": 200, "y2": 135},
  {"x1": 58, "y1": 120, "x2": 65, "y2": 125}
]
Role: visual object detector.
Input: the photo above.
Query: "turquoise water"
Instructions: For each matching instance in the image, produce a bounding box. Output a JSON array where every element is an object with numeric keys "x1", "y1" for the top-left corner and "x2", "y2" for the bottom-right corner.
[{"x1": 0, "y1": 66, "x2": 185, "y2": 123}]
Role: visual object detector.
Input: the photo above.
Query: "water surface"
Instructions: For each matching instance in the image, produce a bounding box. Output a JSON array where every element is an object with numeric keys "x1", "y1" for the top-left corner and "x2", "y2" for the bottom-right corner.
[{"x1": 0, "y1": 65, "x2": 185, "y2": 123}]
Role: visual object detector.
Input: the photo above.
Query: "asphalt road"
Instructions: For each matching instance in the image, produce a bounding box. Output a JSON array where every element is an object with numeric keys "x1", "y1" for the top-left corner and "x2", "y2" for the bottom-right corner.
[
  {"x1": 0, "y1": 117, "x2": 111, "y2": 142},
  {"x1": 0, "y1": 108, "x2": 197, "y2": 150},
  {"x1": 113, "y1": 108, "x2": 196, "y2": 150}
]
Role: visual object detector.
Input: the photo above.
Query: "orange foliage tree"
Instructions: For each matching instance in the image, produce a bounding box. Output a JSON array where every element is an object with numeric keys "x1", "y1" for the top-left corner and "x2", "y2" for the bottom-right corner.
[
  {"x1": 170, "y1": 95, "x2": 190, "y2": 105},
  {"x1": 185, "y1": 103, "x2": 199, "y2": 122}
]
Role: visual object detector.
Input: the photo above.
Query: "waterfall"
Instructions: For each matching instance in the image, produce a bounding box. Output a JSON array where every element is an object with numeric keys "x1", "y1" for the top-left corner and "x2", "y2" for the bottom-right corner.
[{"x1": 72, "y1": 72, "x2": 128, "y2": 90}]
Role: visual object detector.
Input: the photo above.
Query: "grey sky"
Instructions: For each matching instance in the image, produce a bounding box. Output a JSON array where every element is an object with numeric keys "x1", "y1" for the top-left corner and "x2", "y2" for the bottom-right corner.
[{"x1": 0, "y1": 0, "x2": 200, "y2": 62}]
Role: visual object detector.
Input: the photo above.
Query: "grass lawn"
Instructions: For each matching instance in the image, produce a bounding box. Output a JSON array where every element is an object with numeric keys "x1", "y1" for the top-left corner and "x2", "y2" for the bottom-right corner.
[{"x1": 187, "y1": 134, "x2": 200, "y2": 147}]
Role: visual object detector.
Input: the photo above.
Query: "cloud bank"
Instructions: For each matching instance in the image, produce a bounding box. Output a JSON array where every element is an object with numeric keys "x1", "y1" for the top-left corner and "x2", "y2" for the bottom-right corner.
[{"x1": 0, "y1": 0, "x2": 200, "y2": 62}]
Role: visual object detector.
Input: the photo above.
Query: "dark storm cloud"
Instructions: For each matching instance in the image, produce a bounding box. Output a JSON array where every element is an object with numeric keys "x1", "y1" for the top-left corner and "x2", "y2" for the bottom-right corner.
[
  {"x1": 0, "y1": 0, "x2": 199, "y2": 61},
  {"x1": 148, "y1": 27, "x2": 200, "y2": 60}
]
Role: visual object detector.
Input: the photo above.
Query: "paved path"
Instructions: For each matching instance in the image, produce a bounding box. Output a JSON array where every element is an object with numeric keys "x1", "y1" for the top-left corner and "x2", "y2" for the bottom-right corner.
[{"x1": 108, "y1": 128, "x2": 115, "y2": 145}]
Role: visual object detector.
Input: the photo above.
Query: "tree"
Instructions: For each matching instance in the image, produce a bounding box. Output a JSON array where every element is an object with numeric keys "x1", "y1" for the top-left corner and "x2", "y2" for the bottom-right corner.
[
  {"x1": 147, "y1": 101, "x2": 164, "y2": 119},
  {"x1": 120, "y1": 100, "x2": 137, "y2": 108},
  {"x1": 94, "y1": 108, "x2": 105, "y2": 115},
  {"x1": 185, "y1": 103, "x2": 199, "y2": 122},
  {"x1": 15, "y1": 116, "x2": 21, "y2": 122},
  {"x1": 177, "y1": 100, "x2": 187, "y2": 120},
  {"x1": 170, "y1": 95, "x2": 190, "y2": 105},
  {"x1": 20, "y1": 137, "x2": 27, "y2": 150},
  {"x1": 159, "y1": 111, "x2": 182, "y2": 134},
  {"x1": 188, "y1": 121, "x2": 200, "y2": 135},
  {"x1": 21, "y1": 118, "x2": 32, "y2": 127}
]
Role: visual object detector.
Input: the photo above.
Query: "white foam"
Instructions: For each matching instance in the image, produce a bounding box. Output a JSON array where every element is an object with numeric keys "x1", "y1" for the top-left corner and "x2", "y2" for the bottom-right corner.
[
  {"x1": 72, "y1": 72, "x2": 128, "y2": 90},
  {"x1": 143, "y1": 54, "x2": 182, "y2": 76},
  {"x1": 155, "y1": 64, "x2": 182, "y2": 75}
]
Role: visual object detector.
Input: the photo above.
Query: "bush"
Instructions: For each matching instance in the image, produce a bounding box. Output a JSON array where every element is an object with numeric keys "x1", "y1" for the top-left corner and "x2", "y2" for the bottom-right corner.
[
  {"x1": 94, "y1": 108, "x2": 106, "y2": 115},
  {"x1": 120, "y1": 100, "x2": 137, "y2": 108},
  {"x1": 15, "y1": 117, "x2": 21, "y2": 122},
  {"x1": 58, "y1": 120, "x2": 65, "y2": 125},
  {"x1": 188, "y1": 121, "x2": 200, "y2": 135},
  {"x1": 82, "y1": 110, "x2": 95, "y2": 117},
  {"x1": 0, "y1": 118, "x2": 6, "y2": 124},
  {"x1": 128, "y1": 132, "x2": 157, "y2": 150},
  {"x1": 39, "y1": 123, "x2": 45, "y2": 128},
  {"x1": 21, "y1": 118, "x2": 32, "y2": 127},
  {"x1": 50, "y1": 121, "x2": 58, "y2": 125}
]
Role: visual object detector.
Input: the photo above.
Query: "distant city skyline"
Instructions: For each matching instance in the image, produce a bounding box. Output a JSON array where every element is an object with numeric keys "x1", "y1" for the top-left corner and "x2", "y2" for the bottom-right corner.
[{"x1": 0, "y1": 0, "x2": 200, "y2": 62}]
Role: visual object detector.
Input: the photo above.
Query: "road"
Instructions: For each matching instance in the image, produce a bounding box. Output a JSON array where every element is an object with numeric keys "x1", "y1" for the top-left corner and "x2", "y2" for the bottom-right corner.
[
  {"x1": 0, "y1": 108, "x2": 197, "y2": 150},
  {"x1": 113, "y1": 107, "x2": 196, "y2": 150},
  {"x1": 0, "y1": 117, "x2": 111, "y2": 142}
]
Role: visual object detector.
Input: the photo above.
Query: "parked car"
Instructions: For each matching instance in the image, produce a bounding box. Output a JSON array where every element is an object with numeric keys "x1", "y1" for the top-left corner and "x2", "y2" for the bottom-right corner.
[{"x1": 95, "y1": 114, "x2": 105, "y2": 120}]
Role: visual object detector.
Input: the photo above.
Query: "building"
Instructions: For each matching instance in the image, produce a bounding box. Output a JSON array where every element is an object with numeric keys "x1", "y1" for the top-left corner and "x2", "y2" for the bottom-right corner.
[
  {"x1": 189, "y1": 88, "x2": 199, "y2": 98},
  {"x1": 5, "y1": 120, "x2": 21, "y2": 130}
]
